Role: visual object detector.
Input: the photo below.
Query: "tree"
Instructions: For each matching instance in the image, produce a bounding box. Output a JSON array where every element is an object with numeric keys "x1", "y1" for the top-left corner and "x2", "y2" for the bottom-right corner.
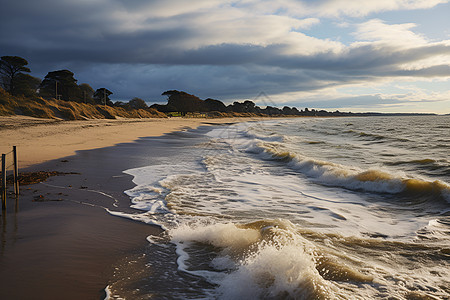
[
  {"x1": 228, "y1": 101, "x2": 246, "y2": 113},
  {"x1": 243, "y1": 100, "x2": 257, "y2": 112},
  {"x1": 204, "y1": 98, "x2": 227, "y2": 112},
  {"x1": 0, "y1": 56, "x2": 31, "y2": 95},
  {"x1": 39, "y1": 69, "x2": 83, "y2": 101},
  {"x1": 162, "y1": 90, "x2": 205, "y2": 113},
  {"x1": 150, "y1": 103, "x2": 177, "y2": 113},
  {"x1": 93, "y1": 88, "x2": 113, "y2": 106},
  {"x1": 78, "y1": 83, "x2": 95, "y2": 104},
  {"x1": 15, "y1": 74, "x2": 41, "y2": 97},
  {"x1": 261, "y1": 106, "x2": 282, "y2": 115},
  {"x1": 113, "y1": 101, "x2": 126, "y2": 108},
  {"x1": 282, "y1": 106, "x2": 300, "y2": 115},
  {"x1": 128, "y1": 97, "x2": 148, "y2": 109}
]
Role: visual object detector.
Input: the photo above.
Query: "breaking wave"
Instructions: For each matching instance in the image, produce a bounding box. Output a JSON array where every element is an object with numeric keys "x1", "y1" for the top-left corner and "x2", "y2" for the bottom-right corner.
[
  {"x1": 111, "y1": 116, "x2": 450, "y2": 299},
  {"x1": 169, "y1": 219, "x2": 377, "y2": 299},
  {"x1": 249, "y1": 141, "x2": 450, "y2": 203}
]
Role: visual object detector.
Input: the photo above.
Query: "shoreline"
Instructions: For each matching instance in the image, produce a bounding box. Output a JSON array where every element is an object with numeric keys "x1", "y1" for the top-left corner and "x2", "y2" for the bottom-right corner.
[
  {"x1": 0, "y1": 116, "x2": 260, "y2": 168},
  {"x1": 0, "y1": 116, "x2": 258, "y2": 299}
]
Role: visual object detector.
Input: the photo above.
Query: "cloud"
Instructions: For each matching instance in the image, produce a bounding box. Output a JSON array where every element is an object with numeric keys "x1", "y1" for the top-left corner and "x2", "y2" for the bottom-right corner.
[
  {"x1": 234, "y1": 0, "x2": 450, "y2": 18},
  {"x1": 1, "y1": 0, "x2": 449, "y2": 113},
  {"x1": 353, "y1": 19, "x2": 428, "y2": 46},
  {"x1": 308, "y1": 0, "x2": 450, "y2": 17},
  {"x1": 2, "y1": 0, "x2": 447, "y2": 70},
  {"x1": 267, "y1": 85, "x2": 450, "y2": 113}
]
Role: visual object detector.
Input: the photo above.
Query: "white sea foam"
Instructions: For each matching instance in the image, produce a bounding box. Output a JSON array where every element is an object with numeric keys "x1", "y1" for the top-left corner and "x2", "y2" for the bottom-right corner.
[
  {"x1": 248, "y1": 140, "x2": 450, "y2": 202},
  {"x1": 104, "y1": 285, "x2": 111, "y2": 300},
  {"x1": 216, "y1": 243, "x2": 332, "y2": 299},
  {"x1": 111, "y1": 116, "x2": 450, "y2": 299},
  {"x1": 168, "y1": 220, "x2": 337, "y2": 299},
  {"x1": 171, "y1": 222, "x2": 261, "y2": 250}
]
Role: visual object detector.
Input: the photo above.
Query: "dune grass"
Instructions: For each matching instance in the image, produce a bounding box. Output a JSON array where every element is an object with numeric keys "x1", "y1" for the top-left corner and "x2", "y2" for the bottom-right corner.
[{"x1": 0, "y1": 88, "x2": 166, "y2": 120}]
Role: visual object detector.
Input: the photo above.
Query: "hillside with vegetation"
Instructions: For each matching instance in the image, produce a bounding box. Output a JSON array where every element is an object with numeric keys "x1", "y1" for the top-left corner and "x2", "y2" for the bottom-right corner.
[
  {"x1": 0, "y1": 56, "x2": 168, "y2": 119},
  {"x1": 0, "y1": 88, "x2": 166, "y2": 119}
]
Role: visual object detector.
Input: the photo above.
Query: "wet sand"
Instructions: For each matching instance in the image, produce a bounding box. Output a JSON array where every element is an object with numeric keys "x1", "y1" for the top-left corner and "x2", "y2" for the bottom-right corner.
[
  {"x1": 0, "y1": 143, "x2": 162, "y2": 299},
  {"x1": 0, "y1": 116, "x2": 257, "y2": 299}
]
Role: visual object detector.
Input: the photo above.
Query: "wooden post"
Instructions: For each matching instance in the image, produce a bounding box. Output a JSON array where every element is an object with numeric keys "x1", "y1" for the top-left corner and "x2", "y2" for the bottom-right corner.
[
  {"x1": 13, "y1": 146, "x2": 19, "y2": 196},
  {"x1": 1, "y1": 153, "x2": 6, "y2": 210}
]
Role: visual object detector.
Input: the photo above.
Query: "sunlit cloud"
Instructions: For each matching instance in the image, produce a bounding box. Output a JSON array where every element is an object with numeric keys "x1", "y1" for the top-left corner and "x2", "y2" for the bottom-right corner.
[
  {"x1": 353, "y1": 19, "x2": 428, "y2": 46},
  {"x1": 232, "y1": 0, "x2": 450, "y2": 18},
  {"x1": 305, "y1": 0, "x2": 450, "y2": 17}
]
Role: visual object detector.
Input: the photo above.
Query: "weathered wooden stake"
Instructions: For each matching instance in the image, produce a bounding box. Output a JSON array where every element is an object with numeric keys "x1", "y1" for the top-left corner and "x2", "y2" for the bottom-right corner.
[
  {"x1": 1, "y1": 153, "x2": 6, "y2": 210},
  {"x1": 13, "y1": 146, "x2": 19, "y2": 196}
]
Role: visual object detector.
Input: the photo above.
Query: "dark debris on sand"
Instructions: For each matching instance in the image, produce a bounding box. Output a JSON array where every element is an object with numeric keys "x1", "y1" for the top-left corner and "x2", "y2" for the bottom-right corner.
[{"x1": 6, "y1": 171, "x2": 80, "y2": 185}]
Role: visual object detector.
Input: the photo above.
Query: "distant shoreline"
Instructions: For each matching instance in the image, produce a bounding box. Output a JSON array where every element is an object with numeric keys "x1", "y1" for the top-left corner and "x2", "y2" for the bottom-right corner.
[
  {"x1": 1, "y1": 87, "x2": 439, "y2": 123},
  {"x1": 0, "y1": 113, "x2": 443, "y2": 169}
]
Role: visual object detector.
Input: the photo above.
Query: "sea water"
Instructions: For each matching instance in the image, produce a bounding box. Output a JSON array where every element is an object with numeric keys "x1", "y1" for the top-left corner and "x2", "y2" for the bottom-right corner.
[{"x1": 108, "y1": 115, "x2": 450, "y2": 299}]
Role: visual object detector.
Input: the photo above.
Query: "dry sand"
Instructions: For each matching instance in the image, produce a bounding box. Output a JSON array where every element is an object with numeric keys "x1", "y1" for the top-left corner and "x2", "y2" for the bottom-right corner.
[{"x1": 0, "y1": 116, "x2": 254, "y2": 168}]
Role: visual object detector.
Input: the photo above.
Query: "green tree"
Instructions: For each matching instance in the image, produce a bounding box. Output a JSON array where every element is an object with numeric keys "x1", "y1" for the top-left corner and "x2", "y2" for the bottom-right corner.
[
  {"x1": 162, "y1": 90, "x2": 205, "y2": 113},
  {"x1": 39, "y1": 70, "x2": 83, "y2": 101},
  {"x1": 15, "y1": 74, "x2": 41, "y2": 97},
  {"x1": 0, "y1": 56, "x2": 31, "y2": 95},
  {"x1": 128, "y1": 97, "x2": 148, "y2": 109},
  {"x1": 93, "y1": 88, "x2": 113, "y2": 106},
  {"x1": 78, "y1": 83, "x2": 95, "y2": 104},
  {"x1": 204, "y1": 98, "x2": 227, "y2": 112}
]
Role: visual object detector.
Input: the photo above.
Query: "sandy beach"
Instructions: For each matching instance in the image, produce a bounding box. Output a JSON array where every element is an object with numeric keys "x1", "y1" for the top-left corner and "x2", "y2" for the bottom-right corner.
[
  {"x1": 0, "y1": 116, "x2": 254, "y2": 168},
  {"x1": 0, "y1": 115, "x2": 255, "y2": 299}
]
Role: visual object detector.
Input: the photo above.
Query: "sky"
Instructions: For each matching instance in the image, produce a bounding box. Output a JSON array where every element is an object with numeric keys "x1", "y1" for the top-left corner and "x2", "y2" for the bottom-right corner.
[{"x1": 1, "y1": 0, "x2": 449, "y2": 113}]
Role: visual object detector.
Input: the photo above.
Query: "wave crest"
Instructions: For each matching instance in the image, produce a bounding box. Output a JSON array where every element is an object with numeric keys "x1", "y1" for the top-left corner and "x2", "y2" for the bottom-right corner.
[
  {"x1": 169, "y1": 219, "x2": 378, "y2": 299},
  {"x1": 254, "y1": 142, "x2": 450, "y2": 202}
]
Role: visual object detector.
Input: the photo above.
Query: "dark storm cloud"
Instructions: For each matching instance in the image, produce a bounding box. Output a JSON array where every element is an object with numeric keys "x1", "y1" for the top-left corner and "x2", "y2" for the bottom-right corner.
[
  {"x1": 264, "y1": 43, "x2": 450, "y2": 74},
  {"x1": 1, "y1": 0, "x2": 449, "y2": 111},
  {"x1": 74, "y1": 64, "x2": 334, "y2": 103}
]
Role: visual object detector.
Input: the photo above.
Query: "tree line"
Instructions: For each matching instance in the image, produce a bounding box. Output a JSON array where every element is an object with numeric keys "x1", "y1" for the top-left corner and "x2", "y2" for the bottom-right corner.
[
  {"x1": 0, "y1": 56, "x2": 124, "y2": 107},
  {"x1": 1, "y1": 55, "x2": 351, "y2": 117},
  {"x1": 151, "y1": 90, "x2": 347, "y2": 116}
]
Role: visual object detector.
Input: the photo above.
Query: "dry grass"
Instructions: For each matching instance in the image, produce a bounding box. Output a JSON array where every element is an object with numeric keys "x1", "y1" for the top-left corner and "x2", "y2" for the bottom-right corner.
[
  {"x1": 0, "y1": 88, "x2": 291, "y2": 120},
  {"x1": 0, "y1": 88, "x2": 166, "y2": 120}
]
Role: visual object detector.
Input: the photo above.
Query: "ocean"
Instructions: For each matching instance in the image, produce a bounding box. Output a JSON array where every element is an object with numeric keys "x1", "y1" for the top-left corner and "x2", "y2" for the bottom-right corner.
[{"x1": 107, "y1": 115, "x2": 450, "y2": 299}]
